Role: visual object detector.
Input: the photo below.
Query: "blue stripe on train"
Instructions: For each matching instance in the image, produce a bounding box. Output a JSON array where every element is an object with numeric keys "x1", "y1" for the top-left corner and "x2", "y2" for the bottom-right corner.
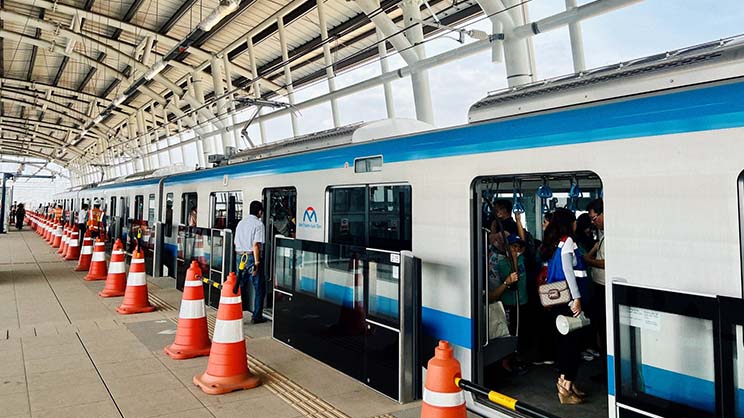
[
  {"x1": 301, "y1": 278, "x2": 400, "y2": 318},
  {"x1": 604, "y1": 355, "x2": 744, "y2": 415},
  {"x1": 163, "y1": 81, "x2": 744, "y2": 186},
  {"x1": 299, "y1": 277, "x2": 469, "y2": 348}
]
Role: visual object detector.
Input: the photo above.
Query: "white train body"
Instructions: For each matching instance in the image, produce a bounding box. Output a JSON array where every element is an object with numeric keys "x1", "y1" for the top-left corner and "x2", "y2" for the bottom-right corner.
[{"x1": 54, "y1": 38, "x2": 744, "y2": 417}]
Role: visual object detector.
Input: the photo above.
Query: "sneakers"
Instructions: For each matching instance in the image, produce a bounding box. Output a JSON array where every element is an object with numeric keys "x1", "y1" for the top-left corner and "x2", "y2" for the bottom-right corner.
[
  {"x1": 532, "y1": 360, "x2": 555, "y2": 366},
  {"x1": 581, "y1": 351, "x2": 595, "y2": 361},
  {"x1": 251, "y1": 317, "x2": 267, "y2": 324},
  {"x1": 586, "y1": 348, "x2": 601, "y2": 358}
]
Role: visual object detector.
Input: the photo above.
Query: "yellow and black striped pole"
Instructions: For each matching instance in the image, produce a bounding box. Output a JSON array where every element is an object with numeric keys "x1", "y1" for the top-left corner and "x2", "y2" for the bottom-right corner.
[{"x1": 454, "y1": 378, "x2": 560, "y2": 418}]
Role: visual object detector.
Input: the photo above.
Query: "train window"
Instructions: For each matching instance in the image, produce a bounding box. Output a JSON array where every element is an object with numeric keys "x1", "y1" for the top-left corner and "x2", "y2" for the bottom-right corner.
[
  {"x1": 354, "y1": 155, "x2": 383, "y2": 173},
  {"x1": 329, "y1": 184, "x2": 412, "y2": 252},
  {"x1": 147, "y1": 194, "x2": 156, "y2": 224},
  {"x1": 134, "y1": 195, "x2": 144, "y2": 221},
  {"x1": 165, "y1": 193, "x2": 174, "y2": 237},
  {"x1": 181, "y1": 192, "x2": 197, "y2": 227},
  {"x1": 110, "y1": 197, "x2": 116, "y2": 218},
  {"x1": 368, "y1": 185, "x2": 411, "y2": 251},
  {"x1": 120, "y1": 196, "x2": 129, "y2": 219},
  {"x1": 210, "y1": 191, "x2": 243, "y2": 230}
]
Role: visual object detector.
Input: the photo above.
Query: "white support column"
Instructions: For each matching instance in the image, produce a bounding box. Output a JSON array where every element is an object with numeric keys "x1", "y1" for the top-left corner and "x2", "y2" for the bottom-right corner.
[
  {"x1": 247, "y1": 39, "x2": 266, "y2": 145},
  {"x1": 211, "y1": 55, "x2": 233, "y2": 153},
  {"x1": 136, "y1": 109, "x2": 150, "y2": 171},
  {"x1": 565, "y1": 0, "x2": 586, "y2": 72},
  {"x1": 317, "y1": 0, "x2": 340, "y2": 127},
  {"x1": 376, "y1": 27, "x2": 395, "y2": 119},
  {"x1": 476, "y1": 0, "x2": 534, "y2": 87},
  {"x1": 401, "y1": 0, "x2": 434, "y2": 124},
  {"x1": 277, "y1": 17, "x2": 299, "y2": 137},
  {"x1": 223, "y1": 53, "x2": 240, "y2": 149},
  {"x1": 356, "y1": 0, "x2": 433, "y2": 124}
]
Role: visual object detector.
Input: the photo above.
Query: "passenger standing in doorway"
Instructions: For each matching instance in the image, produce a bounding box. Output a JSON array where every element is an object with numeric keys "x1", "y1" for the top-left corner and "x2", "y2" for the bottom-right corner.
[
  {"x1": 492, "y1": 200, "x2": 519, "y2": 236},
  {"x1": 78, "y1": 204, "x2": 89, "y2": 244},
  {"x1": 541, "y1": 208, "x2": 586, "y2": 405},
  {"x1": 584, "y1": 199, "x2": 606, "y2": 372},
  {"x1": 188, "y1": 205, "x2": 198, "y2": 227},
  {"x1": 234, "y1": 201, "x2": 267, "y2": 324}
]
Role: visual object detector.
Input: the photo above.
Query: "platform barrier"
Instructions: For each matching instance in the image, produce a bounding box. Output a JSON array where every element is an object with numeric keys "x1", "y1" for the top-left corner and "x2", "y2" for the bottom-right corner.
[
  {"x1": 272, "y1": 237, "x2": 422, "y2": 402},
  {"x1": 454, "y1": 378, "x2": 559, "y2": 418}
]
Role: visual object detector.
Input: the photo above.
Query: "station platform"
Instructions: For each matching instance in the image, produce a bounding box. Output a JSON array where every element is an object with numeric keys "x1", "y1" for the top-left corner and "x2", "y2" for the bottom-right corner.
[{"x1": 0, "y1": 229, "x2": 456, "y2": 418}]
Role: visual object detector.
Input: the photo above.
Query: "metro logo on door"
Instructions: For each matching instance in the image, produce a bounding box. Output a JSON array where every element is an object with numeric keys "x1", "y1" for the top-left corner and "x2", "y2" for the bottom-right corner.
[{"x1": 299, "y1": 206, "x2": 321, "y2": 229}]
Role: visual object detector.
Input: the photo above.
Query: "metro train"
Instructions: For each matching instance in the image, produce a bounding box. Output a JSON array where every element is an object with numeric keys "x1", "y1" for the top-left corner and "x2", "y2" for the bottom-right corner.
[{"x1": 54, "y1": 36, "x2": 744, "y2": 418}]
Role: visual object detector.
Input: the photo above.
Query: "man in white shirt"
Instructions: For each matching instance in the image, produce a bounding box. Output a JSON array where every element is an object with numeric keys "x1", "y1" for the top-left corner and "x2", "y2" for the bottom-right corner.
[
  {"x1": 233, "y1": 200, "x2": 266, "y2": 324},
  {"x1": 77, "y1": 204, "x2": 89, "y2": 244}
]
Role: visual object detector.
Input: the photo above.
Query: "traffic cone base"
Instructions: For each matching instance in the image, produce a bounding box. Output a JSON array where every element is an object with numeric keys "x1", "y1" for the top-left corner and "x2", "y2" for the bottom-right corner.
[
  {"x1": 116, "y1": 286, "x2": 155, "y2": 314},
  {"x1": 165, "y1": 262, "x2": 211, "y2": 360},
  {"x1": 193, "y1": 366, "x2": 261, "y2": 395}
]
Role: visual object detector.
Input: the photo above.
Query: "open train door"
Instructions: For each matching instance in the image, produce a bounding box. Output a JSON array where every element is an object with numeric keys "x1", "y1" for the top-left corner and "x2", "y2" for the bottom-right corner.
[{"x1": 262, "y1": 187, "x2": 297, "y2": 318}]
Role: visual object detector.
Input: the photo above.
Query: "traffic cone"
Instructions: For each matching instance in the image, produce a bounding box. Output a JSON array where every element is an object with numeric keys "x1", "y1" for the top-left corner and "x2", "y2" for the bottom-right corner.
[
  {"x1": 45, "y1": 220, "x2": 53, "y2": 243},
  {"x1": 85, "y1": 238, "x2": 108, "y2": 281},
  {"x1": 193, "y1": 272, "x2": 260, "y2": 395},
  {"x1": 99, "y1": 240, "x2": 127, "y2": 297},
  {"x1": 65, "y1": 226, "x2": 81, "y2": 260},
  {"x1": 164, "y1": 261, "x2": 211, "y2": 359},
  {"x1": 76, "y1": 231, "x2": 94, "y2": 271},
  {"x1": 116, "y1": 247, "x2": 155, "y2": 314},
  {"x1": 58, "y1": 223, "x2": 70, "y2": 255},
  {"x1": 51, "y1": 223, "x2": 63, "y2": 248},
  {"x1": 420, "y1": 341, "x2": 467, "y2": 418}
]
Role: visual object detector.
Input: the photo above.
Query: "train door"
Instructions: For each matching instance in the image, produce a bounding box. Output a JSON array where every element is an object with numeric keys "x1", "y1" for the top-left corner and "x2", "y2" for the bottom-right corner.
[
  {"x1": 471, "y1": 172, "x2": 606, "y2": 418},
  {"x1": 263, "y1": 187, "x2": 297, "y2": 316}
]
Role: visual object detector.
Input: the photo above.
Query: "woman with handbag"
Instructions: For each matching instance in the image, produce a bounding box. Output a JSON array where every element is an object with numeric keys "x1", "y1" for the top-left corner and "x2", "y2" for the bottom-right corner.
[{"x1": 540, "y1": 208, "x2": 587, "y2": 405}]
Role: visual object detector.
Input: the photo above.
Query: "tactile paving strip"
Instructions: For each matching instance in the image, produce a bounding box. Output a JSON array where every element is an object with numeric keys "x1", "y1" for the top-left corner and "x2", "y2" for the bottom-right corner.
[
  {"x1": 157, "y1": 292, "x2": 378, "y2": 418},
  {"x1": 148, "y1": 292, "x2": 178, "y2": 312}
]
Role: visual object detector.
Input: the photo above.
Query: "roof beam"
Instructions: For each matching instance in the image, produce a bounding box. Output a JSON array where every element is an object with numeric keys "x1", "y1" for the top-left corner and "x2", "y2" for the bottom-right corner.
[
  {"x1": 0, "y1": 77, "x2": 136, "y2": 113},
  {"x1": 158, "y1": 0, "x2": 200, "y2": 35},
  {"x1": 27, "y1": 9, "x2": 45, "y2": 82},
  {"x1": 77, "y1": 52, "x2": 105, "y2": 93},
  {"x1": 110, "y1": 0, "x2": 147, "y2": 40}
]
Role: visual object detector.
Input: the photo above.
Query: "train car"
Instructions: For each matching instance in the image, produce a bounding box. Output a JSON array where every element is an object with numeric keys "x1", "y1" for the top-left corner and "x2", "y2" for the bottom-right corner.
[{"x1": 56, "y1": 36, "x2": 744, "y2": 418}]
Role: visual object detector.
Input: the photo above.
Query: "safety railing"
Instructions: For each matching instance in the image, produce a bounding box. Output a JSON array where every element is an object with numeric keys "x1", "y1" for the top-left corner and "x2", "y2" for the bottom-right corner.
[
  {"x1": 272, "y1": 236, "x2": 421, "y2": 403},
  {"x1": 455, "y1": 378, "x2": 559, "y2": 418}
]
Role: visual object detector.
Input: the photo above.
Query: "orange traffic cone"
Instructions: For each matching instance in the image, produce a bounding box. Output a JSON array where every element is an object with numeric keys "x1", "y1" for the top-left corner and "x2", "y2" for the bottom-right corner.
[
  {"x1": 45, "y1": 220, "x2": 53, "y2": 243},
  {"x1": 65, "y1": 225, "x2": 81, "y2": 260},
  {"x1": 58, "y1": 223, "x2": 70, "y2": 255},
  {"x1": 76, "y1": 231, "x2": 94, "y2": 271},
  {"x1": 51, "y1": 223, "x2": 63, "y2": 248},
  {"x1": 85, "y1": 238, "x2": 108, "y2": 281},
  {"x1": 193, "y1": 272, "x2": 260, "y2": 395},
  {"x1": 420, "y1": 341, "x2": 467, "y2": 418},
  {"x1": 116, "y1": 248, "x2": 155, "y2": 314},
  {"x1": 164, "y1": 261, "x2": 211, "y2": 359},
  {"x1": 99, "y1": 240, "x2": 127, "y2": 297}
]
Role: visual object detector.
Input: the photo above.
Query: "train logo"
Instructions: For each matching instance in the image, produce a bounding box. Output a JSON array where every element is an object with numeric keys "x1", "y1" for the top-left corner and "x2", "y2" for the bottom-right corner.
[
  {"x1": 303, "y1": 207, "x2": 318, "y2": 223},
  {"x1": 299, "y1": 206, "x2": 321, "y2": 229}
]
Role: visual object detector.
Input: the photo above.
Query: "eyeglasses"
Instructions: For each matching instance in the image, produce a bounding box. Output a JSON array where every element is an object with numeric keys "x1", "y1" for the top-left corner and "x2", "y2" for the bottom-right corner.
[{"x1": 590, "y1": 213, "x2": 602, "y2": 222}]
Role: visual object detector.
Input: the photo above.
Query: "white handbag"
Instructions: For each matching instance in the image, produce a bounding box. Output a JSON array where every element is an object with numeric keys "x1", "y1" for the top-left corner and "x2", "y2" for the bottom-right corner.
[
  {"x1": 538, "y1": 280, "x2": 571, "y2": 307},
  {"x1": 488, "y1": 301, "x2": 511, "y2": 339}
]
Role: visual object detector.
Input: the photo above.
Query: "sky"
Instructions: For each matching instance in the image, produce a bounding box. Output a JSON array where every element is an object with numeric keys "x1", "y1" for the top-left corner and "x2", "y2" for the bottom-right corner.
[{"x1": 245, "y1": 0, "x2": 744, "y2": 142}]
